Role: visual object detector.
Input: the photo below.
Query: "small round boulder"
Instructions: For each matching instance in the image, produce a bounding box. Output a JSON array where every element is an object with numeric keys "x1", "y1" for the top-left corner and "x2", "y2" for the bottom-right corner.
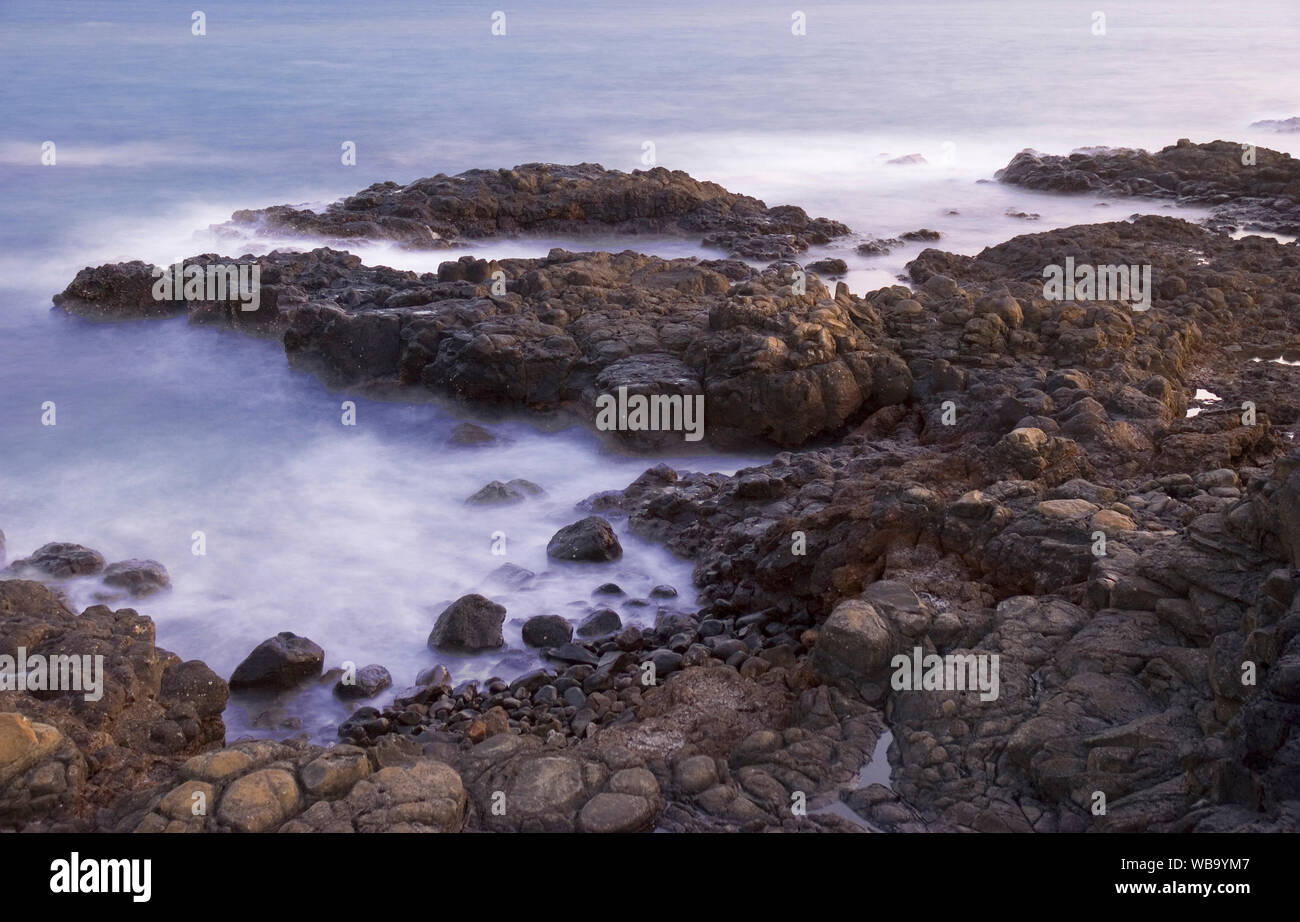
[
  {"x1": 546, "y1": 517, "x2": 623, "y2": 562},
  {"x1": 334, "y1": 664, "x2": 393, "y2": 700},
  {"x1": 521, "y1": 615, "x2": 573, "y2": 648},
  {"x1": 428, "y1": 594, "x2": 506, "y2": 652},
  {"x1": 103, "y1": 559, "x2": 171, "y2": 597},
  {"x1": 229, "y1": 632, "x2": 325, "y2": 690}
]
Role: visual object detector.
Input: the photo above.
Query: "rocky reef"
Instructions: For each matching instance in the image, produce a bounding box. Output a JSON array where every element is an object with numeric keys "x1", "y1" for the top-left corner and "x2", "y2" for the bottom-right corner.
[
  {"x1": 7, "y1": 157, "x2": 1299, "y2": 833},
  {"x1": 55, "y1": 246, "x2": 908, "y2": 450},
  {"x1": 996, "y1": 138, "x2": 1300, "y2": 236}
]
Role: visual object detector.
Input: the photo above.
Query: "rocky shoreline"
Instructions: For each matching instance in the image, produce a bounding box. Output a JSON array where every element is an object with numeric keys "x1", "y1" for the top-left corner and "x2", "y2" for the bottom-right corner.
[{"x1": 4, "y1": 143, "x2": 1300, "y2": 833}]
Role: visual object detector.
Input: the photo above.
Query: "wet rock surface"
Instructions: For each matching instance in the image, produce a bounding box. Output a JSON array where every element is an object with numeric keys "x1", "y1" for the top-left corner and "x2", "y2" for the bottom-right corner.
[
  {"x1": 220, "y1": 162, "x2": 851, "y2": 259},
  {"x1": 0, "y1": 580, "x2": 227, "y2": 829},
  {"x1": 229, "y1": 632, "x2": 325, "y2": 690},
  {"x1": 573, "y1": 214, "x2": 1300, "y2": 832},
  {"x1": 996, "y1": 138, "x2": 1300, "y2": 235},
  {"x1": 5, "y1": 543, "x2": 105, "y2": 579},
  {"x1": 16, "y1": 159, "x2": 1300, "y2": 833},
  {"x1": 55, "y1": 244, "x2": 906, "y2": 450},
  {"x1": 547, "y1": 516, "x2": 624, "y2": 562},
  {"x1": 101, "y1": 559, "x2": 171, "y2": 598},
  {"x1": 428, "y1": 594, "x2": 507, "y2": 652}
]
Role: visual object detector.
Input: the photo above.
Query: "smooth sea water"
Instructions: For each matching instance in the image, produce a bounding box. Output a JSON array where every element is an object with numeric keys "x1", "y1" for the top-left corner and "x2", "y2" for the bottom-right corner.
[{"x1": 2, "y1": 0, "x2": 1298, "y2": 739}]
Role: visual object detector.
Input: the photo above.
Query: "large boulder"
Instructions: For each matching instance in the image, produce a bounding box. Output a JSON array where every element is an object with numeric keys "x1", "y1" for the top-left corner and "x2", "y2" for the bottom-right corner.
[
  {"x1": 216, "y1": 768, "x2": 303, "y2": 833},
  {"x1": 547, "y1": 517, "x2": 623, "y2": 562},
  {"x1": 286, "y1": 758, "x2": 467, "y2": 833},
  {"x1": 0, "y1": 712, "x2": 86, "y2": 826},
  {"x1": 577, "y1": 608, "x2": 622, "y2": 638},
  {"x1": 810, "y1": 599, "x2": 898, "y2": 689},
  {"x1": 577, "y1": 792, "x2": 657, "y2": 833},
  {"x1": 428, "y1": 595, "x2": 506, "y2": 652},
  {"x1": 160, "y1": 660, "x2": 229, "y2": 718},
  {"x1": 229, "y1": 632, "x2": 324, "y2": 690},
  {"x1": 464, "y1": 746, "x2": 596, "y2": 833},
  {"x1": 102, "y1": 559, "x2": 171, "y2": 597},
  {"x1": 6, "y1": 543, "x2": 104, "y2": 578},
  {"x1": 349, "y1": 759, "x2": 466, "y2": 833},
  {"x1": 334, "y1": 664, "x2": 393, "y2": 700},
  {"x1": 521, "y1": 615, "x2": 573, "y2": 648},
  {"x1": 299, "y1": 746, "x2": 372, "y2": 799}
]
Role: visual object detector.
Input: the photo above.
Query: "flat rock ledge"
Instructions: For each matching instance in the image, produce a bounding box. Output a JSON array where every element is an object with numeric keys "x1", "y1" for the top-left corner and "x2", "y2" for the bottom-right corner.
[
  {"x1": 222, "y1": 162, "x2": 851, "y2": 260},
  {"x1": 996, "y1": 138, "x2": 1300, "y2": 236}
]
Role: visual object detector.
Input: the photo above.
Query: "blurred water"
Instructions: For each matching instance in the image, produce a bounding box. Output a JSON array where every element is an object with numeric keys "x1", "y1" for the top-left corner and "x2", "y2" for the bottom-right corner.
[{"x1": 1, "y1": 0, "x2": 1297, "y2": 739}]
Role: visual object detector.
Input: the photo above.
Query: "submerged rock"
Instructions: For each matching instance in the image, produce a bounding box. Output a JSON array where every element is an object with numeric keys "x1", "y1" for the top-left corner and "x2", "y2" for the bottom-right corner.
[
  {"x1": 806, "y1": 257, "x2": 848, "y2": 275},
  {"x1": 466, "y1": 480, "x2": 527, "y2": 505},
  {"x1": 448, "y1": 422, "x2": 498, "y2": 445},
  {"x1": 1250, "y1": 116, "x2": 1300, "y2": 133}
]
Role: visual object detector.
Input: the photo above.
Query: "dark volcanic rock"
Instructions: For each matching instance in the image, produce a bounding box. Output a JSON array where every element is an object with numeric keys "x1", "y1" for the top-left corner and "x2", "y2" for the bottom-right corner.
[
  {"x1": 521, "y1": 615, "x2": 573, "y2": 648},
  {"x1": 223, "y1": 163, "x2": 850, "y2": 259},
  {"x1": 334, "y1": 664, "x2": 393, "y2": 700},
  {"x1": 428, "y1": 595, "x2": 506, "y2": 652},
  {"x1": 806, "y1": 258, "x2": 848, "y2": 275},
  {"x1": 28, "y1": 160, "x2": 1300, "y2": 836},
  {"x1": 568, "y1": 212, "x2": 1300, "y2": 833},
  {"x1": 7, "y1": 543, "x2": 105, "y2": 578},
  {"x1": 547, "y1": 517, "x2": 623, "y2": 562},
  {"x1": 996, "y1": 138, "x2": 1300, "y2": 235},
  {"x1": 229, "y1": 632, "x2": 325, "y2": 690},
  {"x1": 0, "y1": 580, "x2": 228, "y2": 829},
  {"x1": 159, "y1": 660, "x2": 229, "y2": 718},
  {"x1": 102, "y1": 559, "x2": 171, "y2": 598},
  {"x1": 55, "y1": 206, "x2": 899, "y2": 451},
  {"x1": 51, "y1": 261, "x2": 187, "y2": 321},
  {"x1": 857, "y1": 237, "x2": 902, "y2": 256},
  {"x1": 577, "y1": 608, "x2": 622, "y2": 638}
]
